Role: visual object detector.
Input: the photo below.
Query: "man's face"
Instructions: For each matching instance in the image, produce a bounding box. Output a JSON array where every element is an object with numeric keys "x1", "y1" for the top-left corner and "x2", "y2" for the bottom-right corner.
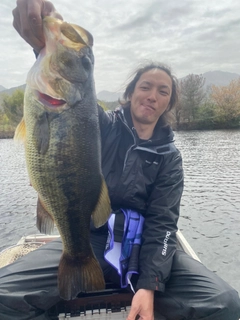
[{"x1": 130, "y1": 69, "x2": 172, "y2": 127}]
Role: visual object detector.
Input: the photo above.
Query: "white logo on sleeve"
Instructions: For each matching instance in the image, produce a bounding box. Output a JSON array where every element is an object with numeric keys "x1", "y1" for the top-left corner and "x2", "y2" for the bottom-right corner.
[{"x1": 162, "y1": 231, "x2": 171, "y2": 256}]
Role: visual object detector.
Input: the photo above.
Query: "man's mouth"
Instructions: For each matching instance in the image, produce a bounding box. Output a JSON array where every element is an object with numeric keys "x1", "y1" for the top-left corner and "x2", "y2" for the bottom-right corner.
[{"x1": 142, "y1": 104, "x2": 155, "y2": 111}]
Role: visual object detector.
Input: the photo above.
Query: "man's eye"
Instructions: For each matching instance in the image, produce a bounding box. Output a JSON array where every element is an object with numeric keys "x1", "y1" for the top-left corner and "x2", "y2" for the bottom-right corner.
[
  {"x1": 160, "y1": 91, "x2": 168, "y2": 95},
  {"x1": 141, "y1": 86, "x2": 149, "y2": 90}
]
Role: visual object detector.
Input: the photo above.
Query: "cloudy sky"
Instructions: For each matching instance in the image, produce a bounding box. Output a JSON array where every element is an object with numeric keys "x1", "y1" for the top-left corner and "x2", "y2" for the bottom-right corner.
[{"x1": 1, "y1": 0, "x2": 240, "y2": 93}]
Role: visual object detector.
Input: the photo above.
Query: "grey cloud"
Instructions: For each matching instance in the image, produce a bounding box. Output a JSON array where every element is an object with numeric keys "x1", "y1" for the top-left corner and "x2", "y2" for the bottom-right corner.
[
  {"x1": 195, "y1": 18, "x2": 240, "y2": 45},
  {"x1": 113, "y1": 0, "x2": 161, "y2": 31},
  {"x1": 1, "y1": 0, "x2": 240, "y2": 92},
  {"x1": 202, "y1": 8, "x2": 232, "y2": 19}
]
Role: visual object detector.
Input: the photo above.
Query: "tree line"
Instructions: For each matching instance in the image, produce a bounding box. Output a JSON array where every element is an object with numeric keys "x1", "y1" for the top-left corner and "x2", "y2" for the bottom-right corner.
[
  {"x1": 1, "y1": 74, "x2": 240, "y2": 137},
  {"x1": 0, "y1": 89, "x2": 24, "y2": 138},
  {"x1": 173, "y1": 74, "x2": 240, "y2": 130}
]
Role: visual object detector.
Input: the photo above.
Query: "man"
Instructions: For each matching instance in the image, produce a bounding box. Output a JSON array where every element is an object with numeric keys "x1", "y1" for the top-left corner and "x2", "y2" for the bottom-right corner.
[{"x1": 0, "y1": 1, "x2": 239, "y2": 319}]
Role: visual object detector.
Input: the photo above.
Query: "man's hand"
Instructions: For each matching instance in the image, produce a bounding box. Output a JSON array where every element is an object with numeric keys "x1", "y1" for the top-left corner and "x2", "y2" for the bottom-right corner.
[
  {"x1": 12, "y1": 0, "x2": 63, "y2": 53},
  {"x1": 127, "y1": 289, "x2": 154, "y2": 320}
]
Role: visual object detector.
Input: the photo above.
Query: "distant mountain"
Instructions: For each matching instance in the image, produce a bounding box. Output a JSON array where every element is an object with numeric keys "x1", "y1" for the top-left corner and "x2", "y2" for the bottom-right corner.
[
  {"x1": 202, "y1": 71, "x2": 240, "y2": 87},
  {"x1": 0, "y1": 84, "x2": 26, "y2": 96},
  {"x1": 0, "y1": 85, "x2": 6, "y2": 92},
  {"x1": 97, "y1": 90, "x2": 123, "y2": 102},
  {"x1": 97, "y1": 71, "x2": 240, "y2": 102},
  {"x1": 1, "y1": 70, "x2": 240, "y2": 105}
]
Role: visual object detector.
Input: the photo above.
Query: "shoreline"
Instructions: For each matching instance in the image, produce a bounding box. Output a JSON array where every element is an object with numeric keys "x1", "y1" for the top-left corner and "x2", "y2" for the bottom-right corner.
[
  {"x1": 1, "y1": 127, "x2": 240, "y2": 140},
  {"x1": 0, "y1": 131, "x2": 14, "y2": 139}
]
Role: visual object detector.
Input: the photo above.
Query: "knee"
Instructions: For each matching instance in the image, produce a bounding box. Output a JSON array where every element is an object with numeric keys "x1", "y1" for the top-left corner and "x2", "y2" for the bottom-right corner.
[{"x1": 218, "y1": 288, "x2": 240, "y2": 320}]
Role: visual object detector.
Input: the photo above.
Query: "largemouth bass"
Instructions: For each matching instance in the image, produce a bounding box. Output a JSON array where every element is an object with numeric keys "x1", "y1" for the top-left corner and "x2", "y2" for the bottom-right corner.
[{"x1": 15, "y1": 17, "x2": 111, "y2": 300}]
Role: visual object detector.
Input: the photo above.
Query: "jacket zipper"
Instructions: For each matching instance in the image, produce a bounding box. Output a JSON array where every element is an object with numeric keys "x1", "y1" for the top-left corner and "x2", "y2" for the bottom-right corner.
[{"x1": 118, "y1": 114, "x2": 137, "y2": 172}]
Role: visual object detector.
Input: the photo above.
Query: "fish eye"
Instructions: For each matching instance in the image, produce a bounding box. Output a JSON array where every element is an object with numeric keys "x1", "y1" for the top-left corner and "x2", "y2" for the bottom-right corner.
[{"x1": 82, "y1": 55, "x2": 91, "y2": 71}]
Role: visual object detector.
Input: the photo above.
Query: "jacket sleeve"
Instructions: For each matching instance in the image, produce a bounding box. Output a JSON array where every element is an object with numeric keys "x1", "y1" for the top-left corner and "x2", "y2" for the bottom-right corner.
[
  {"x1": 97, "y1": 104, "x2": 116, "y2": 142},
  {"x1": 136, "y1": 149, "x2": 184, "y2": 292}
]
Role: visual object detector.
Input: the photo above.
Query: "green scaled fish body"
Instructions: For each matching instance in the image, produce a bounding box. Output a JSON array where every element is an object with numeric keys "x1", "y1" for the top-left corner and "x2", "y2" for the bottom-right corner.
[{"x1": 15, "y1": 17, "x2": 111, "y2": 300}]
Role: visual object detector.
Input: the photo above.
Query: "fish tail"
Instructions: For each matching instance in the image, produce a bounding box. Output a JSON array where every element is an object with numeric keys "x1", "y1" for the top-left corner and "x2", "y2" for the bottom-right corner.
[
  {"x1": 14, "y1": 117, "x2": 26, "y2": 142},
  {"x1": 91, "y1": 176, "x2": 111, "y2": 228},
  {"x1": 58, "y1": 249, "x2": 105, "y2": 300}
]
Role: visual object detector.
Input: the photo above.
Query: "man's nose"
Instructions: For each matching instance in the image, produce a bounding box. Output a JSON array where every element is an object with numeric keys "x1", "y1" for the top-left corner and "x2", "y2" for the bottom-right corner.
[{"x1": 147, "y1": 89, "x2": 157, "y2": 102}]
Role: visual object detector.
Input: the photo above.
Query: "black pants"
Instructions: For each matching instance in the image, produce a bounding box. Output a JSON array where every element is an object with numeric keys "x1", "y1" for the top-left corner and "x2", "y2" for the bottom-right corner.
[{"x1": 0, "y1": 232, "x2": 240, "y2": 320}]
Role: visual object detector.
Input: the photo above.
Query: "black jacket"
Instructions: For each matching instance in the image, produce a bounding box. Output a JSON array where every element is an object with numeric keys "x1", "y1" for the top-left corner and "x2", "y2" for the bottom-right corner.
[{"x1": 98, "y1": 105, "x2": 184, "y2": 292}]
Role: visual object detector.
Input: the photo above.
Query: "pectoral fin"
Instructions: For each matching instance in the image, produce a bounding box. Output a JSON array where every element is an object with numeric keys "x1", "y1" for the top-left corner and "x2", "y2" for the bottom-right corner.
[
  {"x1": 36, "y1": 197, "x2": 54, "y2": 234},
  {"x1": 91, "y1": 177, "x2": 111, "y2": 228},
  {"x1": 14, "y1": 118, "x2": 26, "y2": 142},
  {"x1": 33, "y1": 112, "x2": 50, "y2": 155}
]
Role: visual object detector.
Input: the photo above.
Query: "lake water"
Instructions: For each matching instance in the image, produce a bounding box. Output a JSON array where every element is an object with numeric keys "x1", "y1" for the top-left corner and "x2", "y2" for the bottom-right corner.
[{"x1": 0, "y1": 130, "x2": 240, "y2": 294}]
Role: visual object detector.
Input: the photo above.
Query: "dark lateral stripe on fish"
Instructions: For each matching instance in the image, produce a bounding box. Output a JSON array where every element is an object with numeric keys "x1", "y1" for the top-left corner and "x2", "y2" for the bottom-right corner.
[{"x1": 37, "y1": 91, "x2": 66, "y2": 107}]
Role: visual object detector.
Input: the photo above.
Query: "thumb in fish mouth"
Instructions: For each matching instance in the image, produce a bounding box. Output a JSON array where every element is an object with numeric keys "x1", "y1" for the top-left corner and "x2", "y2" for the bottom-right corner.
[
  {"x1": 43, "y1": 16, "x2": 94, "y2": 49},
  {"x1": 60, "y1": 22, "x2": 89, "y2": 46},
  {"x1": 60, "y1": 22, "x2": 94, "y2": 47}
]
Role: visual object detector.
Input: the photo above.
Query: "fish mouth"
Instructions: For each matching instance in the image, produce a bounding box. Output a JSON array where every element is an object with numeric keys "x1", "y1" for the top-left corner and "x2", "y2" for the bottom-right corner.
[{"x1": 37, "y1": 91, "x2": 66, "y2": 109}]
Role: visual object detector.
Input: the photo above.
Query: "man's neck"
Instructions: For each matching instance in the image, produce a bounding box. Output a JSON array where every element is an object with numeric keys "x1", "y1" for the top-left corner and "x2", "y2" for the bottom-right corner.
[{"x1": 132, "y1": 120, "x2": 155, "y2": 140}]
